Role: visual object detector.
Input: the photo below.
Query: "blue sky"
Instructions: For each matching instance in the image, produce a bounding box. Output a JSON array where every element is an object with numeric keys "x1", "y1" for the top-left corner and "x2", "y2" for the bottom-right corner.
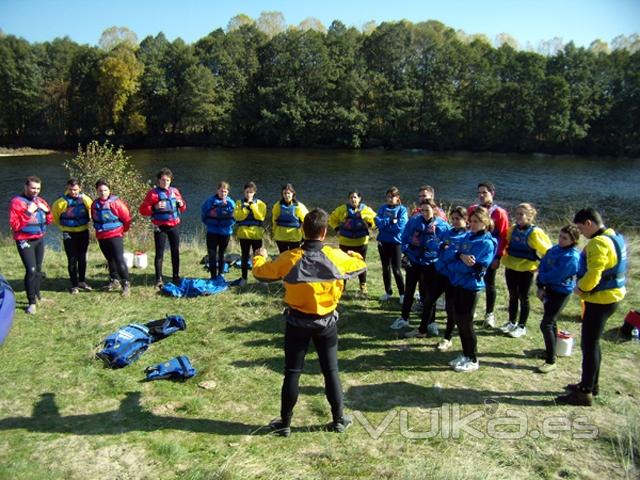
[{"x1": 1, "y1": 0, "x2": 638, "y2": 48}]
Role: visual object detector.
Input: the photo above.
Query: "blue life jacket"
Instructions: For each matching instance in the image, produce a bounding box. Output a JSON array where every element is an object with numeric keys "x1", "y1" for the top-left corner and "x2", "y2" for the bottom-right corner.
[
  {"x1": 92, "y1": 196, "x2": 123, "y2": 233},
  {"x1": 578, "y1": 231, "x2": 627, "y2": 292},
  {"x1": 206, "y1": 198, "x2": 234, "y2": 228},
  {"x1": 237, "y1": 200, "x2": 263, "y2": 227},
  {"x1": 152, "y1": 187, "x2": 179, "y2": 222},
  {"x1": 507, "y1": 225, "x2": 539, "y2": 261},
  {"x1": 144, "y1": 315, "x2": 186, "y2": 342},
  {"x1": 161, "y1": 277, "x2": 229, "y2": 298},
  {"x1": 59, "y1": 195, "x2": 89, "y2": 228},
  {"x1": 405, "y1": 216, "x2": 448, "y2": 265},
  {"x1": 276, "y1": 202, "x2": 301, "y2": 228},
  {"x1": 537, "y1": 245, "x2": 580, "y2": 295},
  {"x1": 96, "y1": 324, "x2": 151, "y2": 368},
  {"x1": 340, "y1": 204, "x2": 369, "y2": 238},
  {"x1": 145, "y1": 355, "x2": 196, "y2": 381},
  {"x1": 17, "y1": 196, "x2": 47, "y2": 235}
]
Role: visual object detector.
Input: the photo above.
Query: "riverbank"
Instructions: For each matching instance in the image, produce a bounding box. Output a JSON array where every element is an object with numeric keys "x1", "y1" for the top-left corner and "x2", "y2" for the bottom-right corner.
[
  {"x1": 0, "y1": 147, "x2": 59, "y2": 156},
  {"x1": 0, "y1": 237, "x2": 638, "y2": 479}
]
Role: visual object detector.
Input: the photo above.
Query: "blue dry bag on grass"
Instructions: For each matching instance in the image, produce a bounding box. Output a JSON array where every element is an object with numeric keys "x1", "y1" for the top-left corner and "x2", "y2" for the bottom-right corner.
[
  {"x1": 145, "y1": 355, "x2": 196, "y2": 381},
  {"x1": 96, "y1": 324, "x2": 152, "y2": 368}
]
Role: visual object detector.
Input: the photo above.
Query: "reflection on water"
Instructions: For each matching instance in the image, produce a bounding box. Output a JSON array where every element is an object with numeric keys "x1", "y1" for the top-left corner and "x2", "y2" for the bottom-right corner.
[{"x1": 2, "y1": 148, "x2": 639, "y2": 240}]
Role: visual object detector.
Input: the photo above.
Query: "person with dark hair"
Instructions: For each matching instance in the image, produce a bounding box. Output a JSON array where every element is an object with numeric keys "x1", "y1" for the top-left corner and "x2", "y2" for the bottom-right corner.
[
  {"x1": 411, "y1": 185, "x2": 448, "y2": 221},
  {"x1": 91, "y1": 179, "x2": 132, "y2": 296},
  {"x1": 9, "y1": 176, "x2": 52, "y2": 314},
  {"x1": 535, "y1": 224, "x2": 581, "y2": 374},
  {"x1": 467, "y1": 181, "x2": 509, "y2": 328},
  {"x1": 393, "y1": 199, "x2": 450, "y2": 336},
  {"x1": 272, "y1": 184, "x2": 308, "y2": 253},
  {"x1": 233, "y1": 181, "x2": 268, "y2": 286},
  {"x1": 447, "y1": 207, "x2": 497, "y2": 372},
  {"x1": 252, "y1": 208, "x2": 367, "y2": 437},
  {"x1": 499, "y1": 203, "x2": 551, "y2": 338},
  {"x1": 52, "y1": 178, "x2": 94, "y2": 294},
  {"x1": 328, "y1": 191, "x2": 376, "y2": 297},
  {"x1": 202, "y1": 181, "x2": 235, "y2": 279},
  {"x1": 432, "y1": 206, "x2": 469, "y2": 351},
  {"x1": 375, "y1": 186, "x2": 408, "y2": 303},
  {"x1": 139, "y1": 168, "x2": 187, "y2": 288},
  {"x1": 556, "y1": 208, "x2": 627, "y2": 406}
]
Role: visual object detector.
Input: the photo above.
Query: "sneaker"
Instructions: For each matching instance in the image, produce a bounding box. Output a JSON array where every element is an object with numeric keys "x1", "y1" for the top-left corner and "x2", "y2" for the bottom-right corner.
[
  {"x1": 379, "y1": 292, "x2": 392, "y2": 301},
  {"x1": 437, "y1": 339, "x2": 453, "y2": 352},
  {"x1": 555, "y1": 390, "x2": 593, "y2": 406},
  {"x1": 106, "y1": 279, "x2": 121, "y2": 291},
  {"x1": 238, "y1": 278, "x2": 247, "y2": 287},
  {"x1": 566, "y1": 383, "x2": 599, "y2": 397},
  {"x1": 427, "y1": 322, "x2": 440, "y2": 337},
  {"x1": 404, "y1": 328, "x2": 427, "y2": 338},
  {"x1": 267, "y1": 418, "x2": 291, "y2": 437},
  {"x1": 70, "y1": 287, "x2": 80, "y2": 295},
  {"x1": 509, "y1": 326, "x2": 527, "y2": 338},
  {"x1": 399, "y1": 294, "x2": 405, "y2": 305},
  {"x1": 328, "y1": 414, "x2": 353, "y2": 433},
  {"x1": 155, "y1": 280, "x2": 164, "y2": 289},
  {"x1": 484, "y1": 312, "x2": 496, "y2": 328},
  {"x1": 78, "y1": 282, "x2": 92, "y2": 291},
  {"x1": 25, "y1": 304, "x2": 37, "y2": 315},
  {"x1": 390, "y1": 317, "x2": 410, "y2": 330},
  {"x1": 359, "y1": 284, "x2": 368, "y2": 296},
  {"x1": 121, "y1": 282, "x2": 131, "y2": 297},
  {"x1": 436, "y1": 296, "x2": 446, "y2": 311},
  {"x1": 411, "y1": 299, "x2": 423, "y2": 312},
  {"x1": 499, "y1": 322, "x2": 517, "y2": 333},
  {"x1": 538, "y1": 362, "x2": 557, "y2": 374},
  {"x1": 448, "y1": 354, "x2": 466, "y2": 367},
  {"x1": 454, "y1": 358, "x2": 479, "y2": 372}
]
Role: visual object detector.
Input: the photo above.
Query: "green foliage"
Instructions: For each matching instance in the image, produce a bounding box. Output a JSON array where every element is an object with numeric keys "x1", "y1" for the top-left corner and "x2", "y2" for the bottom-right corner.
[
  {"x1": 63, "y1": 140, "x2": 149, "y2": 241},
  {"x1": 0, "y1": 18, "x2": 639, "y2": 155}
]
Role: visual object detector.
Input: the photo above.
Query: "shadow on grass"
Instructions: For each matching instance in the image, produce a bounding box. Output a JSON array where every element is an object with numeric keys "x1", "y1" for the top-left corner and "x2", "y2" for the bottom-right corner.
[
  {"x1": 345, "y1": 381, "x2": 556, "y2": 409},
  {"x1": 0, "y1": 392, "x2": 263, "y2": 436}
]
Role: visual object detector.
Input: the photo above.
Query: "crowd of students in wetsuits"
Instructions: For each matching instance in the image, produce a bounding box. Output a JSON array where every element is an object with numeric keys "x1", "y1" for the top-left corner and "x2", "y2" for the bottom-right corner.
[{"x1": 8, "y1": 173, "x2": 627, "y2": 407}]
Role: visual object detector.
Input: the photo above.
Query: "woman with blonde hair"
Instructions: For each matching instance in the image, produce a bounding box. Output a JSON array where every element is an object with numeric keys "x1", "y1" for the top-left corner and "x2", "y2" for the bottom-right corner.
[{"x1": 499, "y1": 203, "x2": 551, "y2": 338}]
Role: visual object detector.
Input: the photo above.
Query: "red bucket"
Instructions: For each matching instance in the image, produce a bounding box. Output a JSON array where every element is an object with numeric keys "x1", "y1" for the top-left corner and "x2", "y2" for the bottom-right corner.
[{"x1": 624, "y1": 310, "x2": 640, "y2": 329}]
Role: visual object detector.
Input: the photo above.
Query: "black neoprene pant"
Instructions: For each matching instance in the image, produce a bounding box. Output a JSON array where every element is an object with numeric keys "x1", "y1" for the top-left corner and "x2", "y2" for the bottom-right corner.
[
  {"x1": 240, "y1": 238, "x2": 262, "y2": 280},
  {"x1": 401, "y1": 263, "x2": 427, "y2": 319},
  {"x1": 539, "y1": 289, "x2": 571, "y2": 363},
  {"x1": 378, "y1": 242, "x2": 405, "y2": 296},
  {"x1": 154, "y1": 225, "x2": 180, "y2": 282},
  {"x1": 206, "y1": 233, "x2": 230, "y2": 278},
  {"x1": 15, "y1": 237, "x2": 45, "y2": 304},
  {"x1": 505, "y1": 268, "x2": 534, "y2": 326},
  {"x1": 276, "y1": 240, "x2": 301, "y2": 253},
  {"x1": 418, "y1": 268, "x2": 453, "y2": 335},
  {"x1": 280, "y1": 322, "x2": 343, "y2": 427},
  {"x1": 453, "y1": 286, "x2": 479, "y2": 362},
  {"x1": 580, "y1": 301, "x2": 618, "y2": 392},
  {"x1": 98, "y1": 236, "x2": 129, "y2": 282},
  {"x1": 483, "y1": 264, "x2": 498, "y2": 314},
  {"x1": 62, "y1": 230, "x2": 89, "y2": 288}
]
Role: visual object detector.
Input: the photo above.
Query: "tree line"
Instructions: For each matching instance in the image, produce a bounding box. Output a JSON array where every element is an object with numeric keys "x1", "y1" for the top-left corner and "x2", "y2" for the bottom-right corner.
[{"x1": 1, "y1": 15, "x2": 639, "y2": 156}]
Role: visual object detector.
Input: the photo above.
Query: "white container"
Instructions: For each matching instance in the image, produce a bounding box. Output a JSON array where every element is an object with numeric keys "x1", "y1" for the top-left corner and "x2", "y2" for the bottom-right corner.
[
  {"x1": 134, "y1": 252, "x2": 148, "y2": 269},
  {"x1": 556, "y1": 331, "x2": 574, "y2": 357},
  {"x1": 123, "y1": 252, "x2": 134, "y2": 269}
]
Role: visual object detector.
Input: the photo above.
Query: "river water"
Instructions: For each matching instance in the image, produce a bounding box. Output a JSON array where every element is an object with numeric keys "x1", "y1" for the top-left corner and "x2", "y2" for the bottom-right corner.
[{"x1": 2, "y1": 148, "x2": 639, "y2": 240}]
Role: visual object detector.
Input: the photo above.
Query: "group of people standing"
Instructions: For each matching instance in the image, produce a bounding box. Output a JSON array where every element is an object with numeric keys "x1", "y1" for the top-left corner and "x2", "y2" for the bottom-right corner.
[{"x1": 8, "y1": 173, "x2": 627, "y2": 411}]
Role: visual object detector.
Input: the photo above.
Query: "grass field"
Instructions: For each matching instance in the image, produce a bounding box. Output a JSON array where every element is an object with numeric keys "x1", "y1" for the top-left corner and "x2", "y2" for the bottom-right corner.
[{"x1": 0, "y1": 231, "x2": 638, "y2": 479}]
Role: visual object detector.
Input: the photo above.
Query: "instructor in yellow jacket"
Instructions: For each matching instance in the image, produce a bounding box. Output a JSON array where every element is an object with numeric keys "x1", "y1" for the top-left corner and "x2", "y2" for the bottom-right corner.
[
  {"x1": 51, "y1": 178, "x2": 94, "y2": 294},
  {"x1": 253, "y1": 208, "x2": 367, "y2": 437},
  {"x1": 328, "y1": 191, "x2": 376, "y2": 296},
  {"x1": 556, "y1": 207, "x2": 626, "y2": 406}
]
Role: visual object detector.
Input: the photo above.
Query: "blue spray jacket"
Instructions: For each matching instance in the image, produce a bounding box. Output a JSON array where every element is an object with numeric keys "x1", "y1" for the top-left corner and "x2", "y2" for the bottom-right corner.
[
  {"x1": 375, "y1": 204, "x2": 408, "y2": 244},
  {"x1": 448, "y1": 231, "x2": 497, "y2": 291},
  {"x1": 201, "y1": 195, "x2": 236, "y2": 235},
  {"x1": 401, "y1": 215, "x2": 451, "y2": 266},
  {"x1": 536, "y1": 244, "x2": 580, "y2": 295},
  {"x1": 436, "y1": 227, "x2": 468, "y2": 278}
]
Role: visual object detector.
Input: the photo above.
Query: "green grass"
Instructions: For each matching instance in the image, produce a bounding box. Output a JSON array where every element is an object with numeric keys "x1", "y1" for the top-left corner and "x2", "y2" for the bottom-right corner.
[{"x1": 0, "y1": 231, "x2": 638, "y2": 479}]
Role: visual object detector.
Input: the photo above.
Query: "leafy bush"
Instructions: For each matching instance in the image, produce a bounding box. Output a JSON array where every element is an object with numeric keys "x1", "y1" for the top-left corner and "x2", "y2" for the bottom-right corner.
[{"x1": 64, "y1": 140, "x2": 150, "y2": 242}]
